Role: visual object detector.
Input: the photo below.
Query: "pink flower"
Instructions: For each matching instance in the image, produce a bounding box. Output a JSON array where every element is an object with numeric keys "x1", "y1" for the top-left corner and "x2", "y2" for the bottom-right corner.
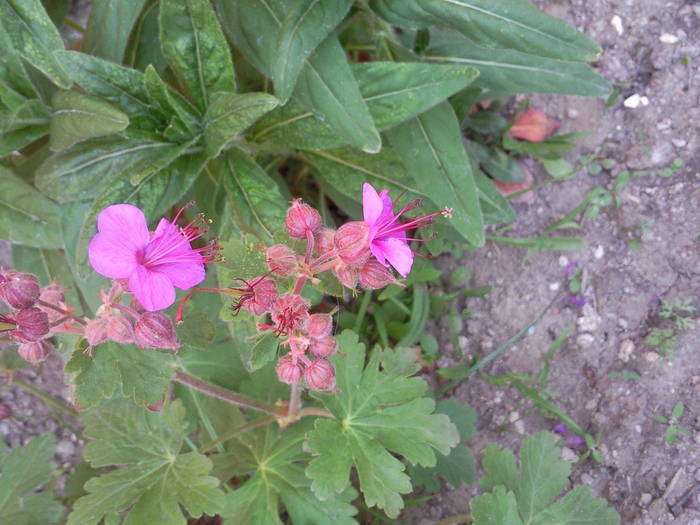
[
  {"x1": 88, "y1": 203, "x2": 218, "y2": 312},
  {"x1": 362, "y1": 183, "x2": 450, "y2": 277}
]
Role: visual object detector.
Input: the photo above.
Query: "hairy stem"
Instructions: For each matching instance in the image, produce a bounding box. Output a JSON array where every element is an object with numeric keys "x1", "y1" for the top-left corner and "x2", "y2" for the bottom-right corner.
[
  {"x1": 36, "y1": 299, "x2": 87, "y2": 326},
  {"x1": 198, "y1": 416, "x2": 277, "y2": 454},
  {"x1": 288, "y1": 382, "x2": 302, "y2": 417}
]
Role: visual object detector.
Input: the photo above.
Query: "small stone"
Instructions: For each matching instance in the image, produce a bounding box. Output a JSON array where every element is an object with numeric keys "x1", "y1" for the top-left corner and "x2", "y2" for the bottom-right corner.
[
  {"x1": 567, "y1": 109, "x2": 579, "y2": 119},
  {"x1": 558, "y1": 256, "x2": 569, "y2": 267},
  {"x1": 659, "y1": 33, "x2": 679, "y2": 44},
  {"x1": 549, "y1": 282, "x2": 560, "y2": 291},
  {"x1": 618, "y1": 339, "x2": 635, "y2": 362},
  {"x1": 594, "y1": 245, "x2": 605, "y2": 259},
  {"x1": 577, "y1": 303, "x2": 602, "y2": 332},
  {"x1": 624, "y1": 94, "x2": 642, "y2": 108},
  {"x1": 640, "y1": 96, "x2": 650, "y2": 107},
  {"x1": 55, "y1": 439, "x2": 76, "y2": 459},
  {"x1": 639, "y1": 493, "x2": 653, "y2": 506},
  {"x1": 458, "y1": 335, "x2": 469, "y2": 353},
  {"x1": 610, "y1": 15, "x2": 624, "y2": 35},
  {"x1": 672, "y1": 138, "x2": 687, "y2": 148},
  {"x1": 580, "y1": 473, "x2": 595, "y2": 485},
  {"x1": 577, "y1": 333, "x2": 595, "y2": 348},
  {"x1": 644, "y1": 351, "x2": 660, "y2": 362},
  {"x1": 561, "y1": 447, "x2": 579, "y2": 462},
  {"x1": 635, "y1": 424, "x2": 642, "y2": 433}
]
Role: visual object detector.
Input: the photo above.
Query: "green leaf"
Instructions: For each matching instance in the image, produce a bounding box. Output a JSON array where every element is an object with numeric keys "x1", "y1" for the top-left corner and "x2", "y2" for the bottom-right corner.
[
  {"x1": 218, "y1": 237, "x2": 269, "y2": 281},
  {"x1": 0, "y1": 433, "x2": 64, "y2": 525},
  {"x1": 68, "y1": 400, "x2": 225, "y2": 525},
  {"x1": 176, "y1": 312, "x2": 216, "y2": 350},
  {"x1": 306, "y1": 330, "x2": 459, "y2": 517},
  {"x1": 0, "y1": 165, "x2": 61, "y2": 249},
  {"x1": 426, "y1": 32, "x2": 611, "y2": 97},
  {"x1": 387, "y1": 102, "x2": 485, "y2": 246},
  {"x1": 531, "y1": 486, "x2": 621, "y2": 525},
  {"x1": 50, "y1": 90, "x2": 129, "y2": 152},
  {"x1": 251, "y1": 62, "x2": 478, "y2": 150},
  {"x1": 473, "y1": 169, "x2": 516, "y2": 225},
  {"x1": 370, "y1": 0, "x2": 438, "y2": 28},
  {"x1": 471, "y1": 486, "x2": 523, "y2": 525},
  {"x1": 0, "y1": 99, "x2": 50, "y2": 155},
  {"x1": 142, "y1": 65, "x2": 202, "y2": 136},
  {"x1": 0, "y1": 0, "x2": 71, "y2": 88},
  {"x1": 219, "y1": 149, "x2": 288, "y2": 242},
  {"x1": 204, "y1": 92, "x2": 279, "y2": 158},
  {"x1": 83, "y1": 0, "x2": 148, "y2": 63},
  {"x1": 160, "y1": 0, "x2": 235, "y2": 111}
]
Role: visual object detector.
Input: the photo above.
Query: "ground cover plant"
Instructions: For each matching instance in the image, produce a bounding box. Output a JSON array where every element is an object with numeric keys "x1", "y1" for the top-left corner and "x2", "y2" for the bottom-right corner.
[{"x1": 0, "y1": 0, "x2": 621, "y2": 523}]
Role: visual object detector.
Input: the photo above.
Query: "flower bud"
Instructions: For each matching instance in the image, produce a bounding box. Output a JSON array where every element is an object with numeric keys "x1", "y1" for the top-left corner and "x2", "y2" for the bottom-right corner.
[
  {"x1": 332, "y1": 262, "x2": 358, "y2": 290},
  {"x1": 305, "y1": 313, "x2": 333, "y2": 339},
  {"x1": 84, "y1": 317, "x2": 109, "y2": 347},
  {"x1": 18, "y1": 340, "x2": 52, "y2": 364},
  {"x1": 304, "y1": 359, "x2": 336, "y2": 391},
  {"x1": 238, "y1": 277, "x2": 277, "y2": 316},
  {"x1": 37, "y1": 284, "x2": 66, "y2": 323},
  {"x1": 0, "y1": 271, "x2": 40, "y2": 310},
  {"x1": 266, "y1": 244, "x2": 298, "y2": 277},
  {"x1": 309, "y1": 336, "x2": 337, "y2": 358},
  {"x1": 285, "y1": 199, "x2": 321, "y2": 239},
  {"x1": 106, "y1": 315, "x2": 135, "y2": 344},
  {"x1": 270, "y1": 293, "x2": 310, "y2": 333},
  {"x1": 134, "y1": 312, "x2": 180, "y2": 351},
  {"x1": 14, "y1": 307, "x2": 49, "y2": 341},
  {"x1": 288, "y1": 334, "x2": 310, "y2": 354},
  {"x1": 334, "y1": 221, "x2": 371, "y2": 267},
  {"x1": 276, "y1": 355, "x2": 303, "y2": 384},
  {"x1": 0, "y1": 403, "x2": 11, "y2": 420},
  {"x1": 315, "y1": 228, "x2": 336, "y2": 255},
  {"x1": 359, "y1": 259, "x2": 396, "y2": 290}
]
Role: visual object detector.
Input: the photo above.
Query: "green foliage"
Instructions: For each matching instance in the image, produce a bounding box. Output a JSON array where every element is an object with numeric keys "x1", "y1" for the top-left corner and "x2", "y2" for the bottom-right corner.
[
  {"x1": 472, "y1": 432, "x2": 620, "y2": 525},
  {"x1": 68, "y1": 399, "x2": 225, "y2": 525},
  {"x1": 0, "y1": 433, "x2": 64, "y2": 525},
  {"x1": 306, "y1": 330, "x2": 459, "y2": 517}
]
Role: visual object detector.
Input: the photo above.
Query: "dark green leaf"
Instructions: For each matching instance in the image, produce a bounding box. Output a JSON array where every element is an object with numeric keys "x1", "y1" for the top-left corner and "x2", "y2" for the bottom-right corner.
[
  {"x1": 204, "y1": 92, "x2": 279, "y2": 158},
  {"x1": 0, "y1": 165, "x2": 61, "y2": 248},
  {"x1": 177, "y1": 312, "x2": 216, "y2": 350},
  {"x1": 0, "y1": 0, "x2": 71, "y2": 88},
  {"x1": 387, "y1": 102, "x2": 485, "y2": 246},
  {"x1": 142, "y1": 65, "x2": 202, "y2": 135},
  {"x1": 83, "y1": 0, "x2": 148, "y2": 64},
  {"x1": 160, "y1": 0, "x2": 236, "y2": 111},
  {"x1": 370, "y1": 0, "x2": 438, "y2": 29},
  {"x1": 128, "y1": 3, "x2": 168, "y2": 74},
  {"x1": 0, "y1": 99, "x2": 50, "y2": 155},
  {"x1": 218, "y1": 237, "x2": 269, "y2": 280},
  {"x1": 50, "y1": 90, "x2": 129, "y2": 151},
  {"x1": 409, "y1": 445, "x2": 475, "y2": 491}
]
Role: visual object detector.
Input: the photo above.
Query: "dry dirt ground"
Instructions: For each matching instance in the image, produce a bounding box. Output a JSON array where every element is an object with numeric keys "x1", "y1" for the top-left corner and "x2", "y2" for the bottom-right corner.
[{"x1": 1, "y1": 1, "x2": 699, "y2": 524}]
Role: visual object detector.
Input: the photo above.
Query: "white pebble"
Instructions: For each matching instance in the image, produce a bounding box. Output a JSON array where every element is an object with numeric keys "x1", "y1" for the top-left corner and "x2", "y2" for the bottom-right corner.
[
  {"x1": 561, "y1": 447, "x2": 579, "y2": 462},
  {"x1": 549, "y1": 282, "x2": 560, "y2": 291},
  {"x1": 623, "y1": 94, "x2": 641, "y2": 108},
  {"x1": 610, "y1": 15, "x2": 624, "y2": 35},
  {"x1": 659, "y1": 33, "x2": 679, "y2": 44},
  {"x1": 635, "y1": 425, "x2": 642, "y2": 433},
  {"x1": 577, "y1": 333, "x2": 595, "y2": 348},
  {"x1": 618, "y1": 339, "x2": 635, "y2": 362},
  {"x1": 639, "y1": 493, "x2": 653, "y2": 506},
  {"x1": 643, "y1": 351, "x2": 660, "y2": 363},
  {"x1": 594, "y1": 245, "x2": 605, "y2": 259},
  {"x1": 640, "y1": 96, "x2": 649, "y2": 106},
  {"x1": 558, "y1": 256, "x2": 569, "y2": 267}
]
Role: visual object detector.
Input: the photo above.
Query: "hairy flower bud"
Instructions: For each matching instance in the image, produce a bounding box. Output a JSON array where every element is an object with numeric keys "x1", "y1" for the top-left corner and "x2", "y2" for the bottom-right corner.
[
  {"x1": 85, "y1": 317, "x2": 109, "y2": 347},
  {"x1": 309, "y1": 336, "x2": 338, "y2": 358},
  {"x1": 236, "y1": 277, "x2": 277, "y2": 316},
  {"x1": 334, "y1": 221, "x2": 371, "y2": 267},
  {"x1": 332, "y1": 262, "x2": 358, "y2": 290},
  {"x1": 285, "y1": 199, "x2": 321, "y2": 239},
  {"x1": 106, "y1": 315, "x2": 135, "y2": 344},
  {"x1": 14, "y1": 307, "x2": 50, "y2": 342},
  {"x1": 305, "y1": 313, "x2": 333, "y2": 339},
  {"x1": 18, "y1": 340, "x2": 52, "y2": 364},
  {"x1": 134, "y1": 312, "x2": 180, "y2": 351},
  {"x1": 359, "y1": 259, "x2": 396, "y2": 290},
  {"x1": 0, "y1": 271, "x2": 40, "y2": 310},
  {"x1": 266, "y1": 244, "x2": 298, "y2": 277},
  {"x1": 270, "y1": 294, "x2": 310, "y2": 333},
  {"x1": 37, "y1": 284, "x2": 67, "y2": 323},
  {"x1": 315, "y1": 228, "x2": 336, "y2": 255},
  {"x1": 276, "y1": 355, "x2": 303, "y2": 384},
  {"x1": 304, "y1": 359, "x2": 336, "y2": 391}
]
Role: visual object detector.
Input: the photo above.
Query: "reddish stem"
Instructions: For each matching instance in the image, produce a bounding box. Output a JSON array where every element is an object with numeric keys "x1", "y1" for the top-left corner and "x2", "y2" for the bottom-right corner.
[{"x1": 36, "y1": 299, "x2": 87, "y2": 326}]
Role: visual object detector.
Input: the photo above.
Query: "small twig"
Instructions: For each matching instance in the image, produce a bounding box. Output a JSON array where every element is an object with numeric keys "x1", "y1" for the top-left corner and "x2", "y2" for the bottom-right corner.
[{"x1": 670, "y1": 481, "x2": 700, "y2": 515}]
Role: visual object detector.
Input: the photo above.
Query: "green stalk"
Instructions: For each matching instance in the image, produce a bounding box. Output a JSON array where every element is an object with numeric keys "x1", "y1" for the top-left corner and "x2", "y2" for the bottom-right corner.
[{"x1": 12, "y1": 377, "x2": 80, "y2": 419}]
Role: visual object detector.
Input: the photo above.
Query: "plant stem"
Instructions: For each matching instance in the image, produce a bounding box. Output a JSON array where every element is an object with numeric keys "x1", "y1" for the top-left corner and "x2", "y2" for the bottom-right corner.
[
  {"x1": 353, "y1": 290, "x2": 372, "y2": 333},
  {"x1": 198, "y1": 416, "x2": 277, "y2": 454},
  {"x1": 434, "y1": 514, "x2": 472, "y2": 525},
  {"x1": 36, "y1": 299, "x2": 87, "y2": 326},
  {"x1": 63, "y1": 17, "x2": 85, "y2": 34},
  {"x1": 288, "y1": 382, "x2": 302, "y2": 417},
  {"x1": 174, "y1": 370, "x2": 287, "y2": 417},
  {"x1": 12, "y1": 377, "x2": 80, "y2": 419}
]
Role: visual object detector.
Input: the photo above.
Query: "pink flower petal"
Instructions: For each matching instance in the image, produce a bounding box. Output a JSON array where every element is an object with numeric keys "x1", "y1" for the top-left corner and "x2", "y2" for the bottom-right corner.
[
  {"x1": 373, "y1": 237, "x2": 413, "y2": 277},
  {"x1": 362, "y1": 183, "x2": 384, "y2": 227},
  {"x1": 97, "y1": 204, "x2": 149, "y2": 247},
  {"x1": 128, "y1": 266, "x2": 176, "y2": 312},
  {"x1": 153, "y1": 261, "x2": 205, "y2": 289},
  {"x1": 88, "y1": 233, "x2": 141, "y2": 279}
]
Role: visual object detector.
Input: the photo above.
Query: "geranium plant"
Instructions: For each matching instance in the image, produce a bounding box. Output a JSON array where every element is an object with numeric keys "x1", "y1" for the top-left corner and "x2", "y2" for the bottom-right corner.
[{"x1": 0, "y1": 0, "x2": 619, "y2": 523}]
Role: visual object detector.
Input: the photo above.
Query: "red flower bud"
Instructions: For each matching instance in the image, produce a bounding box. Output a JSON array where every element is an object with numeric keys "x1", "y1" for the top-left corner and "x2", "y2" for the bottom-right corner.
[
  {"x1": 359, "y1": 259, "x2": 396, "y2": 290},
  {"x1": 18, "y1": 340, "x2": 52, "y2": 364},
  {"x1": 236, "y1": 277, "x2": 277, "y2": 316},
  {"x1": 270, "y1": 293, "x2": 310, "y2": 333},
  {"x1": 37, "y1": 284, "x2": 67, "y2": 323},
  {"x1": 14, "y1": 307, "x2": 49, "y2": 341},
  {"x1": 134, "y1": 312, "x2": 180, "y2": 351},
  {"x1": 0, "y1": 402, "x2": 10, "y2": 420},
  {"x1": 0, "y1": 271, "x2": 40, "y2": 310},
  {"x1": 315, "y1": 228, "x2": 336, "y2": 255},
  {"x1": 332, "y1": 262, "x2": 358, "y2": 290},
  {"x1": 309, "y1": 336, "x2": 337, "y2": 358},
  {"x1": 305, "y1": 313, "x2": 333, "y2": 339},
  {"x1": 276, "y1": 355, "x2": 303, "y2": 384},
  {"x1": 285, "y1": 199, "x2": 321, "y2": 239},
  {"x1": 334, "y1": 221, "x2": 371, "y2": 267},
  {"x1": 106, "y1": 315, "x2": 135, "y2": 344},
  {"x1": 266, "y1": 244, "x2": 298, "y2": 277},
  {"x1": 304, "y1": 359, "x2": 336, "y2": 391},
  {"x1": 84, "y1": 317, "x2": 109, "y2": 347}
]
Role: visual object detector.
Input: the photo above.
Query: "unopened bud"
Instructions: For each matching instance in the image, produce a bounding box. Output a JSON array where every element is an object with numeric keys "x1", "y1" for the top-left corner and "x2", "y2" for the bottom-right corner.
[
  {"x1": 309, "y1": 336, "x2": 338, "y2": 358},
  {"x1": 18, "y1": 340, "x2": 52, "y2": 364},
  {"x1": 134, "y1": 312, "x2": 180, "y2": 351},
  {"x1": 332, "y1": 262, "x2": 358, "y2": 290},
  {"x1": 0, "y1": 271, "x2": 40, "y2": 310},
  {"x1": 84, "y1": 317, "x2": 109, "y2": 347},
  {"x1": 276, "y1": 355, "x2": 303, "y2": 384},
  {"x1": 315, "y1": 228, "x2": 336, "y2": 255},
  {"x1": 14, "y1": 307, "x2": 49, "y2": 341},
  {"x1": 285, "y1": 199, "x2": 321, "y2": 239},
  {"x1": 238, "y1": 277, "x2": 277, "y2": 316},
  {"x1": 359, "y1": 259, "x2": 396, "y2": 290},
  {"x1": 106, "y1": 315, "x2": 135, "y2": 344},
  {"x1": 304, "y1": 359, "x2": 336, "y2": 391},
  {"x1": 288, "y1": 335, "x2": 310, "y2": 354},
  {"x1": 37, "y1": 284, "x2": 66, "y2": 323},
  {"x1": 270, "y1": 293, "x2": 310, "y2": 333},
  {"x1": 266, "y1": 244, "x2": 298, "y2": 277},
  {"x1": 305, "y1": 313, "x2": 333, "y2": 339},
  {"x1": 334, "y1": 221, "x2": 371, "y2": 267},
  {"x1": 0, "y1": 403, "x2": 10, "y2": 420}
]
